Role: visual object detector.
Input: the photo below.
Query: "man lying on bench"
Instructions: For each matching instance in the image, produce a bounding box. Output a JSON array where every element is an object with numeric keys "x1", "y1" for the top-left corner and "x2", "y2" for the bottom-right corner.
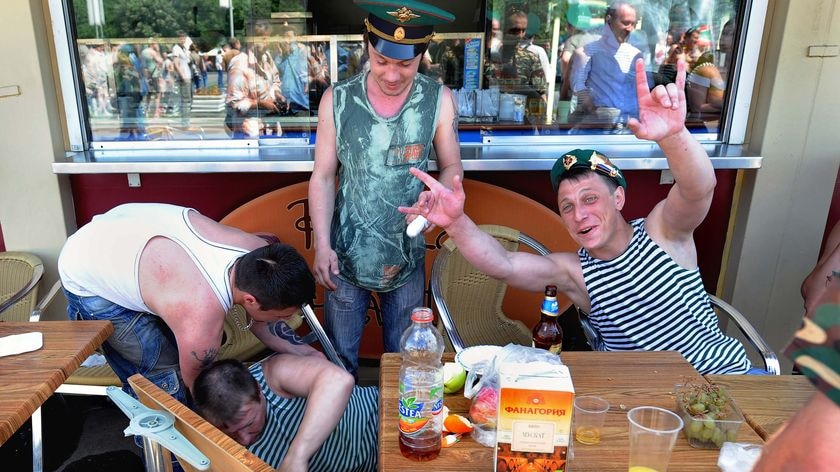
[{"x1": 193, "y1": 355, "x2": 378, "y2": 472}]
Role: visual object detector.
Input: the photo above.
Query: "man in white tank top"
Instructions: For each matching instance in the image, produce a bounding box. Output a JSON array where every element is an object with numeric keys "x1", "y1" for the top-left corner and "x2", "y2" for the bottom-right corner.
[
  {"x1": 402, "y1": 59, "x2": 757, "y2": 375},
  {"x1": 58, "y1": 203, "x2": 321, "y2": 403}
]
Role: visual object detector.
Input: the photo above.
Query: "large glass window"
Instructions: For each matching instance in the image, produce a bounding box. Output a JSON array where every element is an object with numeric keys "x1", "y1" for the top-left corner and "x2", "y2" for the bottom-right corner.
[{"x1": 64, "y1": 0, "x2": 745, "y2": 148}]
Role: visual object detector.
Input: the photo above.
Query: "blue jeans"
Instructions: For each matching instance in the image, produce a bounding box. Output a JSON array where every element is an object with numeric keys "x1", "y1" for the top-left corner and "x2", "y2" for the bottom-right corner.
[
  {"x1": 324, "y1": 265, "x2": 425, "y2": 377},
  {"x1": 64, "y1": 290, "x2": 188, "y2": 404}
]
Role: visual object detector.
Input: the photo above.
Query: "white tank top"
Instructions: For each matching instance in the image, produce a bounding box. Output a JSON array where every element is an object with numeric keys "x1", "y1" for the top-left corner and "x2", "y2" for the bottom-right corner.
[{"x1": 59, "y1": 203, "x2": 248, "y2": 314}]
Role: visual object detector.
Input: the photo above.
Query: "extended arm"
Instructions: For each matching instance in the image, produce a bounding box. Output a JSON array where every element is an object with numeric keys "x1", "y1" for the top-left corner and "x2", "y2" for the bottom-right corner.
[
  {"x1": 399, "y1": 168, "x2": 586, "y2": 304},
  {"x1": 308, "y1": 87, "x2": 339, "y2": 290},
  {"x1": 630, "y1": 59, "x2": 715, "y2": 261},
  {"x1": 262, "y1": 354, "x2": 354, "y2": 472}
]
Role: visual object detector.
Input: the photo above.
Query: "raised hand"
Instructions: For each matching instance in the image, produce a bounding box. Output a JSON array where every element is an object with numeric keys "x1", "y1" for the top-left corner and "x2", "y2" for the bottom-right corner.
[
  {"x1": 398, "y1": 167, "x2": 466, "y2": 230},
  {"x1": 628, "y1": 58, "x2": 687, "y2": 141}
]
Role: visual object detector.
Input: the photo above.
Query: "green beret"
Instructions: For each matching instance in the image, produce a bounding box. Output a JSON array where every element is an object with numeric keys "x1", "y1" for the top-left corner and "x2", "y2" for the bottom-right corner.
[
  {"x1": 354, "y1": 0, "x2": 454, "y2": 60},
  {"x1": 550, "y1": 149, "x2": 627, "y2": 192}
]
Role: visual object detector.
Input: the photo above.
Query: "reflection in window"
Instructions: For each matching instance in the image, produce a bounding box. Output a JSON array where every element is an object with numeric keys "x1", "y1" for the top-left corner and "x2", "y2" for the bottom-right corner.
[{"x1": 68, "y1": 0, "x2": 743, "y2": 145}]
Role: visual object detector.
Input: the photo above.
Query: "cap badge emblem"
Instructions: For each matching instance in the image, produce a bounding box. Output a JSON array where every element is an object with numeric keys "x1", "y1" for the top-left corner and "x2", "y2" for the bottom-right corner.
[
  {"x1": 590, "y1": 151, "x2": 605, "y2": 170},
  {"x1": 388, "y1": 6, "x2": 421, "y2": 23},
  {"x1": 393, "y1": 27, "x2": 406, "y2": 40},
  {"x1": 562, "y1": 154, "x2": 578, "y2": 170}
]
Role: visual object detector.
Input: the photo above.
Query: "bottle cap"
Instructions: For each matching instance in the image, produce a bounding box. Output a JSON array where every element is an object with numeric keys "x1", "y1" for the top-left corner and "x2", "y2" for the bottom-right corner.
[{"x1": 411, "y1": 307, "x2": 434, "y2": 322}]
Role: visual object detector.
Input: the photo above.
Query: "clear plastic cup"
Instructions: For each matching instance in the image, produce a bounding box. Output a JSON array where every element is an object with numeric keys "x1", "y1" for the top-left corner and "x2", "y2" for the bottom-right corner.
[
  {"x1": 573, "y1": 395, "x2": 610, "y2": 445},
  {"x1": 627, "y1": 406, "x2": 684, "y2": 472}
]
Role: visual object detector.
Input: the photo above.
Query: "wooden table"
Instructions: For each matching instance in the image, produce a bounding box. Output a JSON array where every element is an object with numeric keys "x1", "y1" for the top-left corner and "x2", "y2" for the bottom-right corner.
[
  {"x1": 705, "y1": 374, "x2": 815, "y2": 440},
  {"x1": 0, "y1": 321, "x2": 113, "y2": 444},
  {"x1": 379, "y1": 351, "x2": 764, "y2": 472}
]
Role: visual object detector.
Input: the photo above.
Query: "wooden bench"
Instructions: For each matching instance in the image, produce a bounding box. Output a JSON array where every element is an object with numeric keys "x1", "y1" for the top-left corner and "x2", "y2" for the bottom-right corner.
[{"x1": 128, "y1": 374, "x2": 273, "y2": 472}]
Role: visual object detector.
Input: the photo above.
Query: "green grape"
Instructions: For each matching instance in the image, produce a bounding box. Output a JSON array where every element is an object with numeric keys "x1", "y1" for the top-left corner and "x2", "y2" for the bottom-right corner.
[
  {"x1": 703, "y1": 418, "x2": 716, "y2": 429},
  {"x1": 726, "y1": 429, "x2": 738, "y2": 442},
  {"x1": 687, "y1": 419, "x2": 704, "y2": 435},
  {"x1": 689, "y1": 402, "x2": 707, "y2": 415},
  {"x1": 701, "y1": 428, "x2": 714, "y2": 440},
  {"x1": 712, "y1": 428, "x2": 725, "y2": 446}
]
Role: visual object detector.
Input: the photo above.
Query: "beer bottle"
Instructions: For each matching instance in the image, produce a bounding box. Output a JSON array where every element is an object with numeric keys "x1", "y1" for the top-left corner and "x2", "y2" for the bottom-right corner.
[{"x1": 532, "y1": 285, "x2": 563, "y2": 354}]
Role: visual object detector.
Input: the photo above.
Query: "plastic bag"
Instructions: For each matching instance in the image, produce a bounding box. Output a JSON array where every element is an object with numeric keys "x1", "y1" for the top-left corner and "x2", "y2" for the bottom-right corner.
[{"x1": 464, "y1": 344, "x2": 566, "y2": 447}]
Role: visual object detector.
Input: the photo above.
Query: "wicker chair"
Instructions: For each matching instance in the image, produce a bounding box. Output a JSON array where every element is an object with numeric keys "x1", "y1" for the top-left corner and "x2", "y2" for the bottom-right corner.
[
  {"x1": 0, "y1": 251, "x2": 44, "y2": 322},
  {"x1": 431, "y1": 224, "x2": 552, "y2": 353}
]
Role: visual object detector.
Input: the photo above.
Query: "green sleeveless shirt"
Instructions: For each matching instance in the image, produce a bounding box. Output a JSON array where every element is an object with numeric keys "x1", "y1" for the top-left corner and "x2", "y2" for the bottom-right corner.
[{"x1": 331, "y1": 72, "x2": 442, "y2": 291}]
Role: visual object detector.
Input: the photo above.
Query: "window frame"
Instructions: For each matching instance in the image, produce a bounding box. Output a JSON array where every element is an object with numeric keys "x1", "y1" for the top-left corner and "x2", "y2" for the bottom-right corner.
[{"x1": 46, "y1": 0, "x2": 768, "y2": 166}]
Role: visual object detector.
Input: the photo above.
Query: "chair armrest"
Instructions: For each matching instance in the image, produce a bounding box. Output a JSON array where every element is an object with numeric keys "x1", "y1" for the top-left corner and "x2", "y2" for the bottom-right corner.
[
  {"x1": 430, "y1": 248, "x2": 466, "y2": 353},
  {"x1": 300, "y1": 303, "x2": 346, "y2": 370},
  {"x1": 30, "y1": 280, "x2": 63, "y2": 322},
  {"x1": 708, "y1": 294, "x2": 781, "y2": 375},
  {"x1": 0, "y1": 263, "x2": 43, "y2": 316}
]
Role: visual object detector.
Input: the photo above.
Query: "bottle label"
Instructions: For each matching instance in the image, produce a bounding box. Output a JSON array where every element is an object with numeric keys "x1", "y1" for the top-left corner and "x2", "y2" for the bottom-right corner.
[
  {"x1": 398, "y1": 381, "x2": 443, "y2": 436},
  {"x1": 532, "y1": 341, "x2": 562, "y2": 355},
  {"x1": 540, "y1": 298, "x2": 558, "y2": 316}
]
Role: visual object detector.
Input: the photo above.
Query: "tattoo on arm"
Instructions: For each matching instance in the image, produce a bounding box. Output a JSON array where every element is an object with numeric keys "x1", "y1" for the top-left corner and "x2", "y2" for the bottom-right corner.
[
  {"x1": 269, "y1": 320, "x2": 308, "y2": 345},
  {"x1": 450, "y1": 93, "x2": 461, "y2": 143},
  {"x1": 191, "y1": 348, "x2": 219, "y2": 369}
]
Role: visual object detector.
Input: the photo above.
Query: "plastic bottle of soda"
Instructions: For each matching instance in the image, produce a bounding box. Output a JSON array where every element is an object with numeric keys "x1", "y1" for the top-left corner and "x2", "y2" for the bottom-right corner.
[
  {"x1": 532, "y1": 285, "x2": 563, "y2": 354},
  {"x1": 398, "y1": 307, "x2": 444, "y2": 461}
]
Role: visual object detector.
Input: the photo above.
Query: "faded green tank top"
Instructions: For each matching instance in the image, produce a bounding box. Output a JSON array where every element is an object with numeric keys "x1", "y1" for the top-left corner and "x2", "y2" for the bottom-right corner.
[{"x1": 331, "y1": 72, "x2": 442, "y2": 291}]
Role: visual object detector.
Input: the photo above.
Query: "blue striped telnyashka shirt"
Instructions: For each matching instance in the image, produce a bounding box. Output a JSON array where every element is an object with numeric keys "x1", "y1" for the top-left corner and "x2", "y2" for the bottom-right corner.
[
  {"x1": 247, "y1": 363, "x2": 379, "y2": 471},
  {"x1": 578, "y1": 219, "x2": 750, "y2": 375}
]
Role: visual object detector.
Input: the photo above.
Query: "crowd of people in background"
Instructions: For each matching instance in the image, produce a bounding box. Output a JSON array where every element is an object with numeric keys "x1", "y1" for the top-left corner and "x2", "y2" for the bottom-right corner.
[
  {"x1": 78, "y1": 3, "x2": 739, "y2": 140},
  {"x1": 78, "y1": 25, "x2": 357, "y2": 139}
]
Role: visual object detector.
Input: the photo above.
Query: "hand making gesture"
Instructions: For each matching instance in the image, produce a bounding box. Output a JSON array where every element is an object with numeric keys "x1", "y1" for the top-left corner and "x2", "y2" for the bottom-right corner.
[
  {"x1": 628, "y1": 58, "x2": 687, "y2": 142},
  {"x1": 398, "y1": 168, "x2": 466, "y2": 230}
]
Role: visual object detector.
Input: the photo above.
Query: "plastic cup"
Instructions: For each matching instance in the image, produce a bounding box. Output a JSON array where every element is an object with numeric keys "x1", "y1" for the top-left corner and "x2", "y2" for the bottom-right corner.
[
  {"x1": 573, "y1": 395, "x2": 610, "y2": 445},
  {"x1": 627, "y1": 406, "x2": 684, "y2": 472}
]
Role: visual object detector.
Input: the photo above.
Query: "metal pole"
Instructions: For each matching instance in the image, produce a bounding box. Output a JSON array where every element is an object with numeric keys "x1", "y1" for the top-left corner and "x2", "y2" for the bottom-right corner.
[
  {"x1": 141, "y1": 436, "x2": 171, "y2": 472},
  {"x1": 229, "y1": 4, "x2": 234, "y2": 39}
]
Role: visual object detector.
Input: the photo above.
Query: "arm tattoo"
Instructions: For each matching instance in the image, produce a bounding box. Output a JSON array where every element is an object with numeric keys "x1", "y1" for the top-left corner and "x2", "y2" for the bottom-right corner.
[
  {"x1": 191, "y1": 348, "x2": 219, "y2": 369},
  {"x1": 269, "y1": 320, "x2": 308, "y2": 345},
  {"x1": 449, "y1": 93, "x2": 461, "y2": 143}
]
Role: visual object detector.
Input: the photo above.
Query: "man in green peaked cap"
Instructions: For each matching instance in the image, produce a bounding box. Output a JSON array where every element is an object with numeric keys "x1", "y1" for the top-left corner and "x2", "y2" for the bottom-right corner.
[
  {"x1": 309, "y1": 0, "x2": 463, "y2": 378},
  {"x1": 402, "y1": 58, "x2": 760, "y2": 376}
]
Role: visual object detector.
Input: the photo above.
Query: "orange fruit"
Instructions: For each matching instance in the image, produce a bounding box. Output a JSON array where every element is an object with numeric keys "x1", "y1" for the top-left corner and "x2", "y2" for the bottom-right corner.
[{"x1": 442, "y1": 414, "x2": 473, "y2": 434}]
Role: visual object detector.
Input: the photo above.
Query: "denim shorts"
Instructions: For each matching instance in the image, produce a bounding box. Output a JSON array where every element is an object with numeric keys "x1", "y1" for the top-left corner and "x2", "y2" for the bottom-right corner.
[{"x1": 64, "y1": 289, "x2": 187, "y2": 404}]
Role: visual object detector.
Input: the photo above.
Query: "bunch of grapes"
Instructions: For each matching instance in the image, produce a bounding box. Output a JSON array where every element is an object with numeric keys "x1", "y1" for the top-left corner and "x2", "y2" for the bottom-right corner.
[{"x1": 676, "y1": 382, "x2": 740, "y2": 448}]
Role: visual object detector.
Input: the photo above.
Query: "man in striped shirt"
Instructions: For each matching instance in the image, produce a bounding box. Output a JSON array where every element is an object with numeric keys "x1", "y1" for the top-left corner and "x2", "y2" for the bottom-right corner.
[
  {"x1": 401, "y1": 58, "x2": 754, "y2": 375},
  {"x1": 194, "y1": 356, "x2": 378, "y2": 472}
]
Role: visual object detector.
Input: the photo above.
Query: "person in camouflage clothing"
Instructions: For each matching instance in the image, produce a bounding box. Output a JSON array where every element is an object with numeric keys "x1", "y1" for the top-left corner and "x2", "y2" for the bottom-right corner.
[
  {"x1": 753, "y1": 223, "x2": 840, "y2": 471},
  {"x1": 484, "y1": 8, "x2": 547, "y2": 105},
  {"x1": 309, "y1": 0, "x2": 463, "y2": 378}
]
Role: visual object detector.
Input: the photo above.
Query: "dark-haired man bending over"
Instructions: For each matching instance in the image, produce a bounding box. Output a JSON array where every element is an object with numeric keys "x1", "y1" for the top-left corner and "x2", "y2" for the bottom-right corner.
[{"x1": 58, "y1": 203, "x2": 321, "y2": 403}]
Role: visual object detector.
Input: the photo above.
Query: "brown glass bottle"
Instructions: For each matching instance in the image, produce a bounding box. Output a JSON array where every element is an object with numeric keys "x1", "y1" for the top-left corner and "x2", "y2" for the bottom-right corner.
[{"x1": 532, "y1": 285, "x2": 563, "y2": 354}]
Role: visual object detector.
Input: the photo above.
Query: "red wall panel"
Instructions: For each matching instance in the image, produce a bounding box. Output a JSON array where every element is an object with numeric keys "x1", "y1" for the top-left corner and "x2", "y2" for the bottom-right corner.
[{"x1": 69, "y1": 169, "x2": 737, "y2": 292}]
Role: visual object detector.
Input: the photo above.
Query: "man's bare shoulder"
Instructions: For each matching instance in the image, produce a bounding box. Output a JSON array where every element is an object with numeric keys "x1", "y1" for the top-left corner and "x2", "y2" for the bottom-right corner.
[{"x1": 187, "y1": 210, "x2": 265, "y2": 250}]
